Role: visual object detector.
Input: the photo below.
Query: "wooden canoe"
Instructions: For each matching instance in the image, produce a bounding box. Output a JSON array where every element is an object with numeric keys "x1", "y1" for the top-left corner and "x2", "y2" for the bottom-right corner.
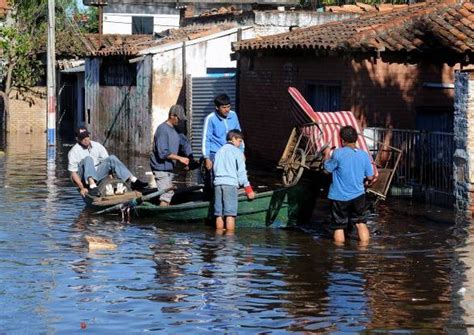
[
  {"x1": 83, "y1": 190, "x2": 143, "y2": 210},
  {"x1": 135, "y1": 188, "x2": 292, "y2": 228}
]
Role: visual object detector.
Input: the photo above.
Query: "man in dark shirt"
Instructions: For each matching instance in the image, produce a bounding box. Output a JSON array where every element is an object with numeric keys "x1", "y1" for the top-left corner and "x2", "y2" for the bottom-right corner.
[{"x1": 150, "y1": 105, "x2": 193, "y2": 206}]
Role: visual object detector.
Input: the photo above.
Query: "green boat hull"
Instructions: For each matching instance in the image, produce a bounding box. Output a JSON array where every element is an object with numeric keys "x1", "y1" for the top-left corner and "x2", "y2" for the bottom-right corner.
[{"x1": 136, "y1": 188, "x2": 292, "y2": 228}]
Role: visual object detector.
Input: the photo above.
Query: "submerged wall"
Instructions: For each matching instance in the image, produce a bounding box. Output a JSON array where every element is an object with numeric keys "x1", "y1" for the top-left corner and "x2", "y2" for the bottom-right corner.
[
  {"x1": 7, "y1": 88, "x2": 47, "y2": 134},
  {"x1": 454, "y1": 70, "x2": 474, "y2": 214}
]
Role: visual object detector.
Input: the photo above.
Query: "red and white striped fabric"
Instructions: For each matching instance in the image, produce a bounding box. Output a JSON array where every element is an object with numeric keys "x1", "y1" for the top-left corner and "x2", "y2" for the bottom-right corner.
[{"x1": 288, "y1": 86, "x2": 378, "y2": 176}]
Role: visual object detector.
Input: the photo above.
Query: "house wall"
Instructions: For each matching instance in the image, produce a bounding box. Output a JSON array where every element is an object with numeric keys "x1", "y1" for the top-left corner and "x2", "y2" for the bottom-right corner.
[
  {"x1": 150, "y1": 28, "x2": 254, "y2": 133},
  {"x1": 151, "y1": 48, "x2": 184, "y2": 135},
  {"x1": 453, "y1": 70, "x2": 474, "y2": 214},
  {"x1": 85, "y1": 58, "x2": 100, "y2": 135},
  {"x1": 85, "y1": 56, "x2": 153, "y2": 155},
  {"x1": 238, "y1": 53, "x2": 458, "y2": 164},
  {"x1": 254, "y1": 11, "x2": 357, "y2": 36},
  {"x1": 104, "y1": 3, "x2": 179, "y2": 35},
  {"x1": 7, "y1": 88, "x2": 47, "y2": 134},
  {"x1": 103, "y1": 13, "x2": 180, "y2": 34}
]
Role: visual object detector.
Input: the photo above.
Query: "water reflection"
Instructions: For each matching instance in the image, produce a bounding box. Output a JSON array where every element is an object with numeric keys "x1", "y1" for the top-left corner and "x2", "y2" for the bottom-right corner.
[{"x1": 0, "y1": 134, "x2": 471, "y2": 333}]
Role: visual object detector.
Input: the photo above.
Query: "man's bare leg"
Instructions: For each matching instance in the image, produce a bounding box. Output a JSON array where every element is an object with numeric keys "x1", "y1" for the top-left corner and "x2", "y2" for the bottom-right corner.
[
  {"x1": 333, "y1": 229, "x2": 345, "y2": 244},
  {"x1": 225, "y1": 216, "x2": 236, "y2": 232},
  {"x1": 355, "y1": 223, "x2": 370, "y2": 244},
  {"x1": 216, "y1": 216, "x2": 225, "y2": 231}
]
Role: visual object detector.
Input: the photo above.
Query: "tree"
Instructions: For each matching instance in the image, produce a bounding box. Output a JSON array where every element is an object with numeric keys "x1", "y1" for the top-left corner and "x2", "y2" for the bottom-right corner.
[
  {"x1": 0, "y1": 0, "x2": 96, "y2": 130},
  {"x1": 0, "y1": 1, "x2": 46, "y2": 99}
]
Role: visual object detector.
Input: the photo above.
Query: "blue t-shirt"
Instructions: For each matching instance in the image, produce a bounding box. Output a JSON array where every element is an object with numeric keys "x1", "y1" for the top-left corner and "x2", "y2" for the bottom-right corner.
[
  {"x1": 150, "y1": 121, "x2": 192, "y2": 172},
  {"x1": 324, "y1": 146, "x2": 374, "y2": 201},
  {"x1": 213, "y1": 143, "x2": 250, "y2": 188}
]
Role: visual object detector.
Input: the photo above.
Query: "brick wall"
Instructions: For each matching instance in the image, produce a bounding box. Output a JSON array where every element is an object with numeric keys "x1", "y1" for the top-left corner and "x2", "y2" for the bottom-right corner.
[
  {"x1": 7, "y1": 88, "x2": 47, "y2": 134},
  {"x1": 238, "y1": 53, "x2": 457, "y2": 164}
]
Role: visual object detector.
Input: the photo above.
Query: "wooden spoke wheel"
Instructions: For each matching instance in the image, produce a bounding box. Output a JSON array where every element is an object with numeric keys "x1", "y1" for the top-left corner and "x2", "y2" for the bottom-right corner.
[
  {"x1": 265, "y1": 190, "x2": 287, "y2": 226},
  {"x1": 282, "y1": 148, "x2": 306, "y2": 187}
]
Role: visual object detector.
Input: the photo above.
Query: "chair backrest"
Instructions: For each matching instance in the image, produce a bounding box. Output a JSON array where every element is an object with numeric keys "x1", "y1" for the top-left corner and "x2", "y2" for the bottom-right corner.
[{"x1": 288, "y1": 86, "x2": 378, "y2": 177}]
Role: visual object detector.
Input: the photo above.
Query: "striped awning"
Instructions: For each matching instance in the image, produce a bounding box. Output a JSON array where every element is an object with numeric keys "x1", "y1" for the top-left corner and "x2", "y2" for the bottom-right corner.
[{"x1": 288, "y1": 86, "x2": 378, "y2": 176}]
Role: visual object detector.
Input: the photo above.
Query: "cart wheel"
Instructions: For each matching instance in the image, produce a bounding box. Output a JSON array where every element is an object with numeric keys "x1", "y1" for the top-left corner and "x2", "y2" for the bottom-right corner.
[
  {"x1": 265, "y1": 189, "x2": 286, "y2": 226},
  {"x1": 282, "y1": 148, "x2": 306, "y2": 187}
]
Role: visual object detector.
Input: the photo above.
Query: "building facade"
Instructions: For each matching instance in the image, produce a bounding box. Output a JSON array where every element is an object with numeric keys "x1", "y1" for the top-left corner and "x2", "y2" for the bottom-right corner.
[{"x1": 233, "y1": 0, "x2": 472, "y2": 163}]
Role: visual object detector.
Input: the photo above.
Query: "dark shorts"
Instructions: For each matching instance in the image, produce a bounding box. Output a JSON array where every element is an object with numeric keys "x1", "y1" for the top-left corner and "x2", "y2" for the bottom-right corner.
[{"x1": 330, "y1": 194, "x2": 368, "y2": 230}]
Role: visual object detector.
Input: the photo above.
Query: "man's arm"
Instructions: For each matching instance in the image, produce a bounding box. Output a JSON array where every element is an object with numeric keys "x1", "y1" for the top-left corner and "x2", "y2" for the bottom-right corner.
[
  {"x1": 364, "y1": 154, "x2": 376, "y2": 186},
  {"x1": 235, "y1": 151, "x2": 255, "y2": 200},
  {"x1": 167, "y1": 153, "x2": 189, "y2": 166},
  {"x1": 202, "y1": 115, "x2": 214, "y2": 170},
  {"x1": 96, "y1": 142, "x2": 109, "y2": 160},
  {"x1": 323, "y1": 147, "x2": 338, "y2": 173},
  {"x1": 70, "y1": 171, "x2": 88, "y2": 197},
  {"x1": 179, "y1": 133, "x2": 193, "y2": 157},
  {"x1": 234, "y1": 113, "x2": 245, "y2": 152}
]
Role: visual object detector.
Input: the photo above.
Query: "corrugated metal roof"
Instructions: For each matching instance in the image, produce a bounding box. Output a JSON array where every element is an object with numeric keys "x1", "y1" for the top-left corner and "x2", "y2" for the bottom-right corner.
[{"x1": 233, "y1": 0, "x2": 473, "y2": 55}]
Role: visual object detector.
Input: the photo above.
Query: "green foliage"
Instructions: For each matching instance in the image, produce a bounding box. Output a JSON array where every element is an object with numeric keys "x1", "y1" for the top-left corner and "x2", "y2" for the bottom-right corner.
[
  {"x1": 0, "y1": 2, "x2": 45, "y2": 96},
  {"x1": 0, "y1": 0, "x2": 96, "y2": 96},
  {"x1": 0, "y1": 26, "x2": 44, "y2": 91},
  {"x1": 74, "y1": 7, "x2": 98, "y2": 33}
]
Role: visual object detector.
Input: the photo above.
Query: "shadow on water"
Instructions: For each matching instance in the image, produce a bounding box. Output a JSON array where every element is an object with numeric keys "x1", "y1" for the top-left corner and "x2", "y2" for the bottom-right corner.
[{"x1": 0, "y1": 133, "x2": 473, "y2": 333}]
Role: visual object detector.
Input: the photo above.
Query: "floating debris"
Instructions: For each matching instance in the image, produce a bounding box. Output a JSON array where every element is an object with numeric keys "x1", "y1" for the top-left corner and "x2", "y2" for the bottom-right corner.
[{"x1": 85, "y1": 235, "x2": 117, "y2": 251}]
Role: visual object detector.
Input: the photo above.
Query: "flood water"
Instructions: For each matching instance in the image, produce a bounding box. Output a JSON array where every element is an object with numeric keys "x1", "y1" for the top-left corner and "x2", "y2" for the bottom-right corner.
[{"x1": 0, "y1": 134, "x2": 473, "y2": 333}]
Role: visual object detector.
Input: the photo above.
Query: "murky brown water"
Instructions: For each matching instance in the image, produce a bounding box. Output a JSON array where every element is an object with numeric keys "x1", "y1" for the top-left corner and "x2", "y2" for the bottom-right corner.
[{"x1": 0, "y1": 134, "x2": 471, "y2": 333}]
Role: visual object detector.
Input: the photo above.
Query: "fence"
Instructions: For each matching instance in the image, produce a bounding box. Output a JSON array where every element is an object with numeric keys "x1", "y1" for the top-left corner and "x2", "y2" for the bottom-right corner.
[{"x1": 364, "y1": 127, "x2": 454, "y2": 203}]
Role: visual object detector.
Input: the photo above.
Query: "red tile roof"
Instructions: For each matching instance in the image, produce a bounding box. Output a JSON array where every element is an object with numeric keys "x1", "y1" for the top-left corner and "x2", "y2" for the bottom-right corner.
[
  {"x1": 79, "y1": 23, "x2": 238, "y2": 57},
  {"x1": 325, "y1": 3, "x2": 409, "y2": 14},
  {"x1": 0, "y1": 0, "x2": 8, "y2": 18},
  {"x1": 233, "y1": 0, "x2": 473, "y2": 55}
]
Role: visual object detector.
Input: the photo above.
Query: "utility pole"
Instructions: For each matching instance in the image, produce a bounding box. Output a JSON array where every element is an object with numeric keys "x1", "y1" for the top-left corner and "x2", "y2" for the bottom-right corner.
[{"x1": 47, "y1": 0, "x2": 56, "y2": 146}]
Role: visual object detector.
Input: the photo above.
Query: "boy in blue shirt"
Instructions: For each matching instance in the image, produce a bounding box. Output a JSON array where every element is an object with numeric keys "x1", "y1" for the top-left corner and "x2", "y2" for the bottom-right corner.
[
  {"x1": 323, "y1": 126, "x2": 375, "y2": 244},
  {"x1": 213, "y1": 129, "x2": 255, "y2": 232}
]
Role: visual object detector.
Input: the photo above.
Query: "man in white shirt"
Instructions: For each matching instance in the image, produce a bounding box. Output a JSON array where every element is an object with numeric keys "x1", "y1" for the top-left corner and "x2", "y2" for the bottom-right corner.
[{"x1": 68, "y1": 127, "x2": 147, "y2": 197}]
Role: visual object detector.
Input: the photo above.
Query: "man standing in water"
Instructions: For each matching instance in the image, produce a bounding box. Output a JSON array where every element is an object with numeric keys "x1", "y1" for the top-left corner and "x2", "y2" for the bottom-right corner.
[
  {"x1": 202, "y1": 94, "x2": 243, "y2": 196},
  {"x1": 150, "y1": 105, "x2": 198, "y2": 206},
  {"x1": 68, "y1": 127, "x2": 148, "y2": 198},
  {"x1": 323, "y1": 125, "x2": 375, "y2": 244}
]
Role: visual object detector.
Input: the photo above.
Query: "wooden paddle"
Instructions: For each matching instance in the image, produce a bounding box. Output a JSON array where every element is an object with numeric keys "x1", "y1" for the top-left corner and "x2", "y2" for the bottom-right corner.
[{"x1": 94, "y1": 186, "x2": 175, "y2": 215}]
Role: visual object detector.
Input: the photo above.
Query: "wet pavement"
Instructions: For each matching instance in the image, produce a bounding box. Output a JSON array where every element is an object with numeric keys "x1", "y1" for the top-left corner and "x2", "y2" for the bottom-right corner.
[{"x1": 0, "y1": 134, "x2": 472, "y2": 333}]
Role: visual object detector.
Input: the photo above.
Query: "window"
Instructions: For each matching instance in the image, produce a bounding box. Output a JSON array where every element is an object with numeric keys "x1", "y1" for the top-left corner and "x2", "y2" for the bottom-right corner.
[
  {"x1": 100, "y1": 59, "x2": 137, "y2": 86},
  {"x1": 416, "y1": 106, "x2": 453, "y2": 132},
  {"x1": 132, "y1": 16, "x2": 154, "y2": 35},
  {"x1": 307, "y1": 82, "x2": 341, "y2": 112}
]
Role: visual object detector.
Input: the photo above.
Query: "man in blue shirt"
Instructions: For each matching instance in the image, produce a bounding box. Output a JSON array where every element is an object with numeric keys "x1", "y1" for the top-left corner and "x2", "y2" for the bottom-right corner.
[
  {"x1": 323, "y1": 125, "x2": 375, "y2": 244},
  {"x1": 150, "y1": 105, "x2": 195, "y2": 206},
  {"x1": 202, "y1": 94, "x2": 243, "y2": 197}
]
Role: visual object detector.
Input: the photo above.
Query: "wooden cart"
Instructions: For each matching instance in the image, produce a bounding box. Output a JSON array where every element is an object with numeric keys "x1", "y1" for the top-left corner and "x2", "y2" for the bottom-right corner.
[{"x1": 279, "y1": 87, "x2": 402, "y2": 200}]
